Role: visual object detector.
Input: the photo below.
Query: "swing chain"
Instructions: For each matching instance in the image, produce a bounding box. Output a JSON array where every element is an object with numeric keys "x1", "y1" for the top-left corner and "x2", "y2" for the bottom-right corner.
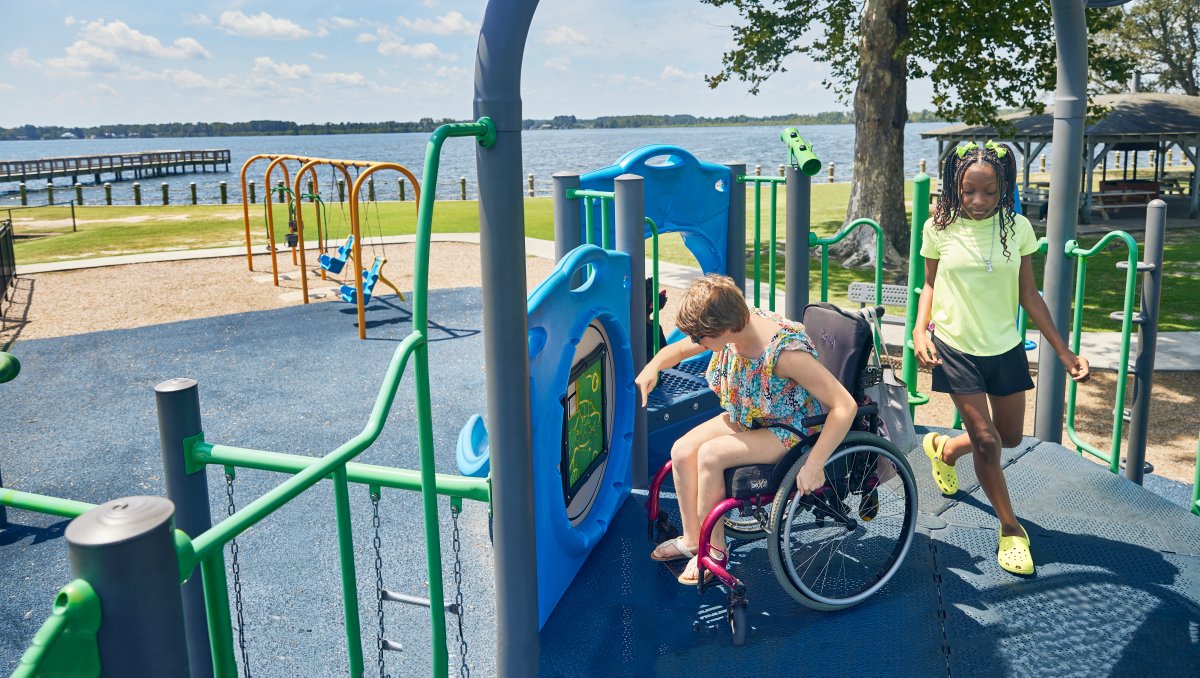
[
  {"x1": 450, "y1": 502, "x2": 470, "y2": 678},
  {"x1": 225, "y1": 470, "x2": 251, "y2": 678},
  {"x1": 371, "y1": 491, "x2": 390, "y2": 678}
]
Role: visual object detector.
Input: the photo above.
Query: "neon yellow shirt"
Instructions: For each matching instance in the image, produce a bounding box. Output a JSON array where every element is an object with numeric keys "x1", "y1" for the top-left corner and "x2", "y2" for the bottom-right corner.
[{"x1": 920, "y1": 213, "x2": 1040, "y2": 356}]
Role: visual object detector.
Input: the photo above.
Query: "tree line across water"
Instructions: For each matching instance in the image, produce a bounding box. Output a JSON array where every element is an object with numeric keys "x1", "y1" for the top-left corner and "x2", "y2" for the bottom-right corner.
[{"x1": 0, "y1": 110, "x2": 947, "y2": 141}]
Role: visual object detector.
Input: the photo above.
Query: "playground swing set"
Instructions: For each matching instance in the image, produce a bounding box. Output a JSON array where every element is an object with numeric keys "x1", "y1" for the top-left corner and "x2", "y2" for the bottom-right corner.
[{"x1": 239, "y1": 154, "x2": 413, "y2": 339}]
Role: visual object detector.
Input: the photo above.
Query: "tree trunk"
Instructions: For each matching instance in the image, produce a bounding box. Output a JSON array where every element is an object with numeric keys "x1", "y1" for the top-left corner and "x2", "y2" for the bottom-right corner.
[{"x1": 832, "y1": 0, "x2": 909, "y2": 269}]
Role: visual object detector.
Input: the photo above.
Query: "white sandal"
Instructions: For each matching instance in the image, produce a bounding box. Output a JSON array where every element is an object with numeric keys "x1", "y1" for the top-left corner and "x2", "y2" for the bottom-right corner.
[{"x1": 650, "y1": 536, "x2": 695, "y2": 563}]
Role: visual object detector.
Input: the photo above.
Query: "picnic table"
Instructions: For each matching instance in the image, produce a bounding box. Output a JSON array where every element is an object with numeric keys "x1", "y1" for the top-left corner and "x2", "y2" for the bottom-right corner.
[{"x1": 1090, "y1": 189, "x2": 1158, "y2": 220}]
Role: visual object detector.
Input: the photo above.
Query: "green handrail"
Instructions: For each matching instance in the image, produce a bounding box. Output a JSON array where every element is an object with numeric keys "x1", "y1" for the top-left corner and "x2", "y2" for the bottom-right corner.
[
  {"x1": 566, "y1": 188, "x2": 616, "y2": 250},
  {"x1": 646, "y1": 216, "x2": 661, "y2": 356},
  {"x1": 1192, "y1": 431, "x2": 1200, "y2": 517},
  {"x1": 14, "y1": 580, "x2": 101, "y2": 678},
  {"x1": 1064, "y1": 231, "x2": 1139, "y2": 473},
  {"x1": 809, "y1": 218, "x2": 883, "y2": 306},
  {"x1": 738, "y1": 175, "x2": 786, "y2": 309},
  {"x1": 902, "y1": 175, "x2": 932, "y2": 414},
  {"x1": 0, "y1": 489, "x2": 95, "y2": 518}
]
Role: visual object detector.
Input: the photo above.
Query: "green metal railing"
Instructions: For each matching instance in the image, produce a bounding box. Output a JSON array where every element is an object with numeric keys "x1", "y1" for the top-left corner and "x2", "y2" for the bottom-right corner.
[
  {"x1": 13, "y1": 580, "x2": 102, "y2": 678},
  {"x1": 646, "y1": 216, "x2": 661, "y2": 355},
  {"x1": 1064, "y1": 231, "x2": 1139, "y2": 473},
  {"x1": 1192, "y1": 431, "x2": 1200, "y2": 517},
  {"x1": 810, "y1": 218, "x2": 884, "y2": 306},
  {"x1": 739, "y1": 175, "x2": 786, "y2": 309},
  {"x1": 2, "y1": 119, "x2": 498, "y2": 678}
]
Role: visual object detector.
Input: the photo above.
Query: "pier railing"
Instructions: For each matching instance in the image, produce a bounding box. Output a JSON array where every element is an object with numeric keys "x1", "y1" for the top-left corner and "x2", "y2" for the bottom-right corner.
[{"x1": 0, "y1": 150, "x2": 231, "y2": 184}]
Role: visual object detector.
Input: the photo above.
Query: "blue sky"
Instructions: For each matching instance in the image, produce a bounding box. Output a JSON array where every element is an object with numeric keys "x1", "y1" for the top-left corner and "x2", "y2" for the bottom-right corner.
[{"x1": 0, "y1": 1, "x2": 935, "y2": 127}]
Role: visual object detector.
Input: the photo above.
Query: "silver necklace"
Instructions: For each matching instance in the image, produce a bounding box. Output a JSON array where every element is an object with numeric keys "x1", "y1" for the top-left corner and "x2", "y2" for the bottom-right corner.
[{"x1": 981, "y1": 214, "x2": 997, "y2": 273}]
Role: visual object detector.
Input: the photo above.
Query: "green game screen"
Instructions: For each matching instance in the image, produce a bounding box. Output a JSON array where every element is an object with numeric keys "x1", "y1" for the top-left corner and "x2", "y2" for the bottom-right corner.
[{"x1": 562, "y1": 346, "x2": 607, "y2": 504}]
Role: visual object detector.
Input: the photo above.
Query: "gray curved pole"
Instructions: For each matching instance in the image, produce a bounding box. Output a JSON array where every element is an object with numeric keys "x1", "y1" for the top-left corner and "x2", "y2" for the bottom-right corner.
[
  {"x1": 1034, "y1": 0, "x2": 1089, "y2": 443},
  {"x1": 473, "y1": 0, "x2": 541, "y2": 673}
]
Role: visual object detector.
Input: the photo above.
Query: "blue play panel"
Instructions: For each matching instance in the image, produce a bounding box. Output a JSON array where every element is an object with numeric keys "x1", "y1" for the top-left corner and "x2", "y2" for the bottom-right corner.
[{"x1": 3, "y1": 288, "x2": 1199, "y2": 676}]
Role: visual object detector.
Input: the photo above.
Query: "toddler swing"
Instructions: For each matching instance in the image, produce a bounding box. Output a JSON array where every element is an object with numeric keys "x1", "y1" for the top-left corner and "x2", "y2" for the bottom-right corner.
[{"x1": 339, "y1": 173, "x2": 405, "y2": 303}]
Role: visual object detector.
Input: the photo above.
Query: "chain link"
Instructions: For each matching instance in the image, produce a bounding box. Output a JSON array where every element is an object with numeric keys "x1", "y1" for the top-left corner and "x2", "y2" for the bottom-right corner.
[
  {"x1": 371, "y1": 492, "x2": 389, "y2": 678},
  {"x1": 450, "y1": 503, "x2": 469, "y2": 678},
  {"x1": 225, "y1": 471, "x2": 251, "y2": 678}
]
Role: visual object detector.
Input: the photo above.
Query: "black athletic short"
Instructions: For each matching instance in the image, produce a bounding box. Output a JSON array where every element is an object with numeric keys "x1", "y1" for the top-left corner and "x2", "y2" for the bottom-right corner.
[{"x1": 930, "y1": 335, "x2": 1034, "y2": 396}]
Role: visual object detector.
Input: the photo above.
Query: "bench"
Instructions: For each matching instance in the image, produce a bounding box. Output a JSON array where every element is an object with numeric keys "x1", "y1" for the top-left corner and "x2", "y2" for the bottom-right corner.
[
  {"x1": 847, "y1": 282, "x2": 909, "y2": 307},
  {"x1": 1091, "y1": 191, "x2": 1158, "y2": 220}
]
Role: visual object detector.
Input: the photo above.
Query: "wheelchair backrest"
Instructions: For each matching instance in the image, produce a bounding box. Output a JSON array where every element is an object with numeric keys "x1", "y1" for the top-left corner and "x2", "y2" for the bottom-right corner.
[{"x1": 801, "y1": 302, "x2": 874, "y2": 400}]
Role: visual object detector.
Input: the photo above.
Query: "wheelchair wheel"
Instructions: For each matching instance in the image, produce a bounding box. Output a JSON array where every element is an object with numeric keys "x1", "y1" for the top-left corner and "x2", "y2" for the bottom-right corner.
[
  {"x1": 767, "y1": 434, "x2": 917, "y2": 611},
  {"x1": 727, "y1": 597, "x2": 748, "y2": 646}
]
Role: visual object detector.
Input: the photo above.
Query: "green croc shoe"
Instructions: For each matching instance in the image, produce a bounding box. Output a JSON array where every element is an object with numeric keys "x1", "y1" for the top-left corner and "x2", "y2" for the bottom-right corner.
[
  {"x1": 997, "y1": 525, "x2": 1034, "y2": 575},
  {"x1": 923, "y1": 432, "x2": 958, "y2": 496}
]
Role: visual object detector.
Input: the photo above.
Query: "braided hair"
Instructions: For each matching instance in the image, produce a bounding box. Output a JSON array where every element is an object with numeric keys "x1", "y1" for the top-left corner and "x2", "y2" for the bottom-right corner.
[{"x1": 933, "y1": 142, "x2": 1019, "y2": 262}]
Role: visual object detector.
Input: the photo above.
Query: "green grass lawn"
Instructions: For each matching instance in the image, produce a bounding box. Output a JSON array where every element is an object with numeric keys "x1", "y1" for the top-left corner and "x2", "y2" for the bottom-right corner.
[{"x1": 10, "y1": 183, "x2": 1197, "y2": 332}]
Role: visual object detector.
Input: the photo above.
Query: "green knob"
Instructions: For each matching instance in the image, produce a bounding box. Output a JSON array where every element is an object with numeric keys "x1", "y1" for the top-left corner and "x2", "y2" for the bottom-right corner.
[{"x1": 0, "y1": 352, "x2": 20, "y2": 383}]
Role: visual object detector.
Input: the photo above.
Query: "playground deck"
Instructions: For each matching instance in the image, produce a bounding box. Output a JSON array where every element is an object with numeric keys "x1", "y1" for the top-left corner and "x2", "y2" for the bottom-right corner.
[{"x1": 2, "y1": 289, "x2": 1198, "y2": 676}]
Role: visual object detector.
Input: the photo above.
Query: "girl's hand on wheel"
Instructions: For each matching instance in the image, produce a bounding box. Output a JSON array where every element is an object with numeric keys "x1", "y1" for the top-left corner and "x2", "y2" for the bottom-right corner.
[{"x1": 796, "y1": 461, "x2": 825, "y2": 495}]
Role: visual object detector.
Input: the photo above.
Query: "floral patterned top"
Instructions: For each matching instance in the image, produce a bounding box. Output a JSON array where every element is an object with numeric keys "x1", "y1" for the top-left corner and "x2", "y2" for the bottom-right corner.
[{"x1": 706, "y1": 308, "x2": 826, "y2": 448}]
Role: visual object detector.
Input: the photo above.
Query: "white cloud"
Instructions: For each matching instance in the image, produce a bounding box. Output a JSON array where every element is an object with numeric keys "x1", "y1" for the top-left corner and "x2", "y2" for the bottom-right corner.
[
  {"x1": 399, "y1": 11, "x2": 477, "y2": 35},
  {"x1": 80, "y1": 20, "x2": 211, "y2": 59},
  {"x1": 316, "y1": 71, "x2": 368, "y2": 87},
  {"x1": 311, "y1": 52, "x2": 329, "y2": 60},
  {"x1": 184, "y1": 14, "x2": 212, "y2": 27},
  {"x1": 660, "y1": 66, "x2": 702, "y2": 82},
  {"x1": 218, "y1": 11, "x2": 314, "y2": 40},
  {"x1": 9, "y1": 48, "x2": 36, "y2": 68},
  {"x1": 0, "y1": 82, "x2": 15, "y2": 93},
  {"x1": 355, "y1": 33, "x2": 378, "y2": 44},
  {"x1": 419, "y1": 0, "x2": 440, "y2": 6},
  {"x1": 162, "y1": 68, "x2": 215, "y2": 88},
  {"x1": 432, "y1": 65, "x2": 468, "y2": 78},
  {"x1": 64, "y1": 16, "x2": 77, "y2": 27},
  {"x1": 373, "y1": 28, "x2": 448, "y2": 59},
  {"x1": 47, "y1": 41, "x2": 121, "y2": 72},
  {"x1": 252, "y1": 56, "x2": 313, "y2": 80},
  {"x1": 544, "y1": 57, "x2": 570, "y2": 73},
  {"x1": 325, "y1": 17, "x2": 360, "y2": 29},
  {"x1": 542, "y1": 26, "x2": 590, "y2": 46},
  {"x1": 87, "y1": 83, "x2": 117, "y2": 96}
]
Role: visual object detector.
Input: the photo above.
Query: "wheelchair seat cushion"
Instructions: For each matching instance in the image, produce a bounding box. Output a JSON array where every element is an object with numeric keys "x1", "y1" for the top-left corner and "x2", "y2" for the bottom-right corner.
[{"x1": 724, "y1": 463, "x2": 779, "y2": 499}]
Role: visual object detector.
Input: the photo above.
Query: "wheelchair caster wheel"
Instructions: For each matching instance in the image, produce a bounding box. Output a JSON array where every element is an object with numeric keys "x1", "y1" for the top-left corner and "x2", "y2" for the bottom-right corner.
[
  {"x1": 858, "y1": 489, "x2": 879, "y2": 521},
  {"x1": 727, "y1": 598, "x2": 748, "y2": 646}
]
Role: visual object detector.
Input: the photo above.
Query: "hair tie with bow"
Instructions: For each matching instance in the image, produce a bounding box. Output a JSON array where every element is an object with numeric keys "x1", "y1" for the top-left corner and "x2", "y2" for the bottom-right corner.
[{"x1": 956, "y1": 140, "x2": 1008, "y2": 159}]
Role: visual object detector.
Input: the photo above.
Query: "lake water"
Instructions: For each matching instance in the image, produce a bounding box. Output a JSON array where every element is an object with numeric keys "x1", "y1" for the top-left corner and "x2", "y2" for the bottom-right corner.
[{"x1": 0, "y1": 123, "x2": 946, "y2": 205}]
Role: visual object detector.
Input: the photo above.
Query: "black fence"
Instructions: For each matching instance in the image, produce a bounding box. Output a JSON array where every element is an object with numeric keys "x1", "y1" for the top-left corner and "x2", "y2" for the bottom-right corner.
[{"x1": 0, "y1": 217, "x2": 14, "y2": 327}]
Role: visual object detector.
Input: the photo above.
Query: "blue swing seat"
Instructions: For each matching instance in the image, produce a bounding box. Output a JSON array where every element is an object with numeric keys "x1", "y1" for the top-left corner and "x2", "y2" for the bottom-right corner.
[
  {"x1": 319, "y1": 235, "x2": 355, "y2": 274},
  {"x1": 339, "y1": 256, "x2": 383, "y2": 304}
]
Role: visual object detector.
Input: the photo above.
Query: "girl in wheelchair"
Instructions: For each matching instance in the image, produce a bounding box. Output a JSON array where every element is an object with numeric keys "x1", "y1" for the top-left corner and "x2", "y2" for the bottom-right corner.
[{"x1": 634, "y1": 274, "x2": 859, "y2": 586}]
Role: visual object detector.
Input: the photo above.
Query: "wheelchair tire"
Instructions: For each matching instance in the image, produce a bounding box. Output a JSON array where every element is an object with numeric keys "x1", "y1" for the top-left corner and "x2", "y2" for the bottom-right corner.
[
  {"x1": 727, "y1": 598, "x2": 748, "y2": 647},
  {"x1": 767, "y1": 433, "x2": 917, "y2": 611}
]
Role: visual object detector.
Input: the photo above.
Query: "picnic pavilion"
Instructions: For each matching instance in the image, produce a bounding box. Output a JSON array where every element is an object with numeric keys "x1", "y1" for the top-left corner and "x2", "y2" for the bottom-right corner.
[{"x1": 921, "y1": 92, "x2": 1200, "y2": 222}]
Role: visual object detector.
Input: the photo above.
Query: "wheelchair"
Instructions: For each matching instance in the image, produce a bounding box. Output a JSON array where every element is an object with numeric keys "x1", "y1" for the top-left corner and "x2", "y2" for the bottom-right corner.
[{"x1": 645, "y1": 303, "x2": 918, "y2": 646}]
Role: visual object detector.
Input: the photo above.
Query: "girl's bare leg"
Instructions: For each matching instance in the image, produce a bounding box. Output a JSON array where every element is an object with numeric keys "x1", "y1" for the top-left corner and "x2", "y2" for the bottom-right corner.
[
  {"x1": 654, "y1": 414, "x2": 740, "y2": 558},
  {"x1": 950, "y1": 392, "x2": 1025, "y2": 537},
  {"x1": 675, "y1": 428, "x2": 785, "y2": 580}
]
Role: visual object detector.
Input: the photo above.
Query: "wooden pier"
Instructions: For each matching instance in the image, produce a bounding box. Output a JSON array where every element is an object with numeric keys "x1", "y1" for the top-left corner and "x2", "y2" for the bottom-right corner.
[{"x1": 0, "y1": 149, "x2": 231, "y2": 185}]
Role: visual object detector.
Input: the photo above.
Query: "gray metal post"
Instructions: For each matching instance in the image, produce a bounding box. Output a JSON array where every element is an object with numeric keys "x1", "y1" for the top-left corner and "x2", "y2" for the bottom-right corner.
[
  {"x1": 1034, "y1": 0, "x2": 1088, "y2": 444},
  {"x1": 784, "y1": 165, "x2": 812, "y2": 320},
  {"x1": 725, "y1": 163, "x2": 747, "y2": 294},
  {"x1": 1123, "y1": 200, "x2": 1166, "y2": 484},
  {"x1": 155, "y1": 378, "x2": 214, "y2": 678},
  {"x1": 615, "y1": 174, "x2": 648, "y2": 489},
  {"x1": 66, "y1": 496, "x2": 190, "y2": 677},
  {"x1": 474, "y1": 0, "x2": 541, "y2": 672},
  {"x1": 553, "y1": 172, "x2": 582, "y2": 262}
]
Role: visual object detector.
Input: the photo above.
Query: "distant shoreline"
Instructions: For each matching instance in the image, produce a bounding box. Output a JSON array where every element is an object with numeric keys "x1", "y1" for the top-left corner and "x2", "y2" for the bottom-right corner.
[{"x1": 0, "y1": 112, "x2": 947, "y2": 141}]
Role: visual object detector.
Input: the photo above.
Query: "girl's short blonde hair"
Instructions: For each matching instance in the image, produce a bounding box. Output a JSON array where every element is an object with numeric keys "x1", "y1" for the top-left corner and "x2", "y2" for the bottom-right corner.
[{"x1": 675, "y1": 274, "x2": 750, "y2": 340}]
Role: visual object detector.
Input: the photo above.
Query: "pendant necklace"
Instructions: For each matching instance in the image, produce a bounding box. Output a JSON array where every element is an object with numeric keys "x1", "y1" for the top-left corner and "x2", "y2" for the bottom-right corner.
[{"x1": 981, "y1": 214, "x2": 997, "y2": 273}]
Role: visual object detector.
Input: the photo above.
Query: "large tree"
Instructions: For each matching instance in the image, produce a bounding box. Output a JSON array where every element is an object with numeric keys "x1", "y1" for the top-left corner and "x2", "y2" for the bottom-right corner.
[
  {"x1": 1097, "y1": 0, "x2": 1199, "y2": 95},
  {"x1": 703, "y1": 0, "x2": 1130, "y2": 266}
]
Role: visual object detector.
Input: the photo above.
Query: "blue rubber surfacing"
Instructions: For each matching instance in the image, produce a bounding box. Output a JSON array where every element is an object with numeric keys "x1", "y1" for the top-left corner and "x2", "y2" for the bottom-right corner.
[{"x1": 3, "y1": 289, "x2": 1200, "y2": 677}]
